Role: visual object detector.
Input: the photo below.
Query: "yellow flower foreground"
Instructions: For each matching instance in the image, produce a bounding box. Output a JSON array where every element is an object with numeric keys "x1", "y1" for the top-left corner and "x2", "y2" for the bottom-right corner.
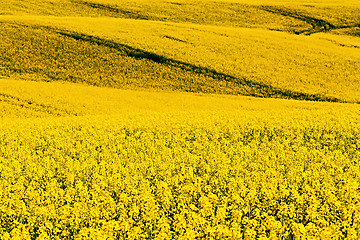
[{"x1": 1, "y1": 80, "x2": 359, "y2": 239}]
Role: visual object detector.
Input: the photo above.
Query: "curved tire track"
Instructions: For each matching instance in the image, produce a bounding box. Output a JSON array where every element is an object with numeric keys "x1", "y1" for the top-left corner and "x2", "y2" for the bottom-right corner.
[{"x1": 260, "y1": 6, "x2": 359, "y2": 35}]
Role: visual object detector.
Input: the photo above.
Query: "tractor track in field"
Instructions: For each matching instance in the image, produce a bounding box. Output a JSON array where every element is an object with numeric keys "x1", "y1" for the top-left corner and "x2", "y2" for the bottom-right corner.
[
  {"x1": 0, "y1": 93, "x2": 74, "y2": 116},
  {"x1": 260, "y1": 6, "x2": 360, "y2": 35}
]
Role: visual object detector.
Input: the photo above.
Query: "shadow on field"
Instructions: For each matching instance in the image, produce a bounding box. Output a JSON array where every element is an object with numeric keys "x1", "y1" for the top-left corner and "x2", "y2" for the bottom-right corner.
[
  {"x1": 52, "y1": 28, "x2": 342, "y2": 102},
  {"x1": 71, "y1": 0, "x2": 150, "y2": 20}
]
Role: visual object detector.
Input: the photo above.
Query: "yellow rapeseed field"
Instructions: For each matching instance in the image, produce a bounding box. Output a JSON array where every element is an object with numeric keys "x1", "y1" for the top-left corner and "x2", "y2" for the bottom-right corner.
[
  {"x1": 1, "y1": 79, "x2": 360, "y2": 239},
  {"x1": 0, "y1": 0, "x2": 359, "y2": 239}
]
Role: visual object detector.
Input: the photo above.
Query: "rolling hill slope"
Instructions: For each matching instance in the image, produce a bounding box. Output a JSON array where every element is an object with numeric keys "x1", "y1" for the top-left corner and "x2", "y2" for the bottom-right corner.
[
  {"x1": 1, "y1": 14, "x2": 359, "y2": 102},
  {"x1": 0, "y1": 0, "x2": 360, "y2": 102}
]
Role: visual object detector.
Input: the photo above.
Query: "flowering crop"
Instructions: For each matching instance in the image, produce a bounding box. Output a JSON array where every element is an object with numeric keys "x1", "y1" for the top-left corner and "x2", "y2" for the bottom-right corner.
[{"x1": 1, "y1": 80, "x2": 360, "y2": 239}]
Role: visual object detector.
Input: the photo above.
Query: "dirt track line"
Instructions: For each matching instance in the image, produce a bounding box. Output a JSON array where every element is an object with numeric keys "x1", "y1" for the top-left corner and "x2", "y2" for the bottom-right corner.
[
  {"x1": 260, "y1": 6, "x2": 336, "y2": 35},
  {"x1": 260, "y1": 6, "x2": 360, "y2": 36}
]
